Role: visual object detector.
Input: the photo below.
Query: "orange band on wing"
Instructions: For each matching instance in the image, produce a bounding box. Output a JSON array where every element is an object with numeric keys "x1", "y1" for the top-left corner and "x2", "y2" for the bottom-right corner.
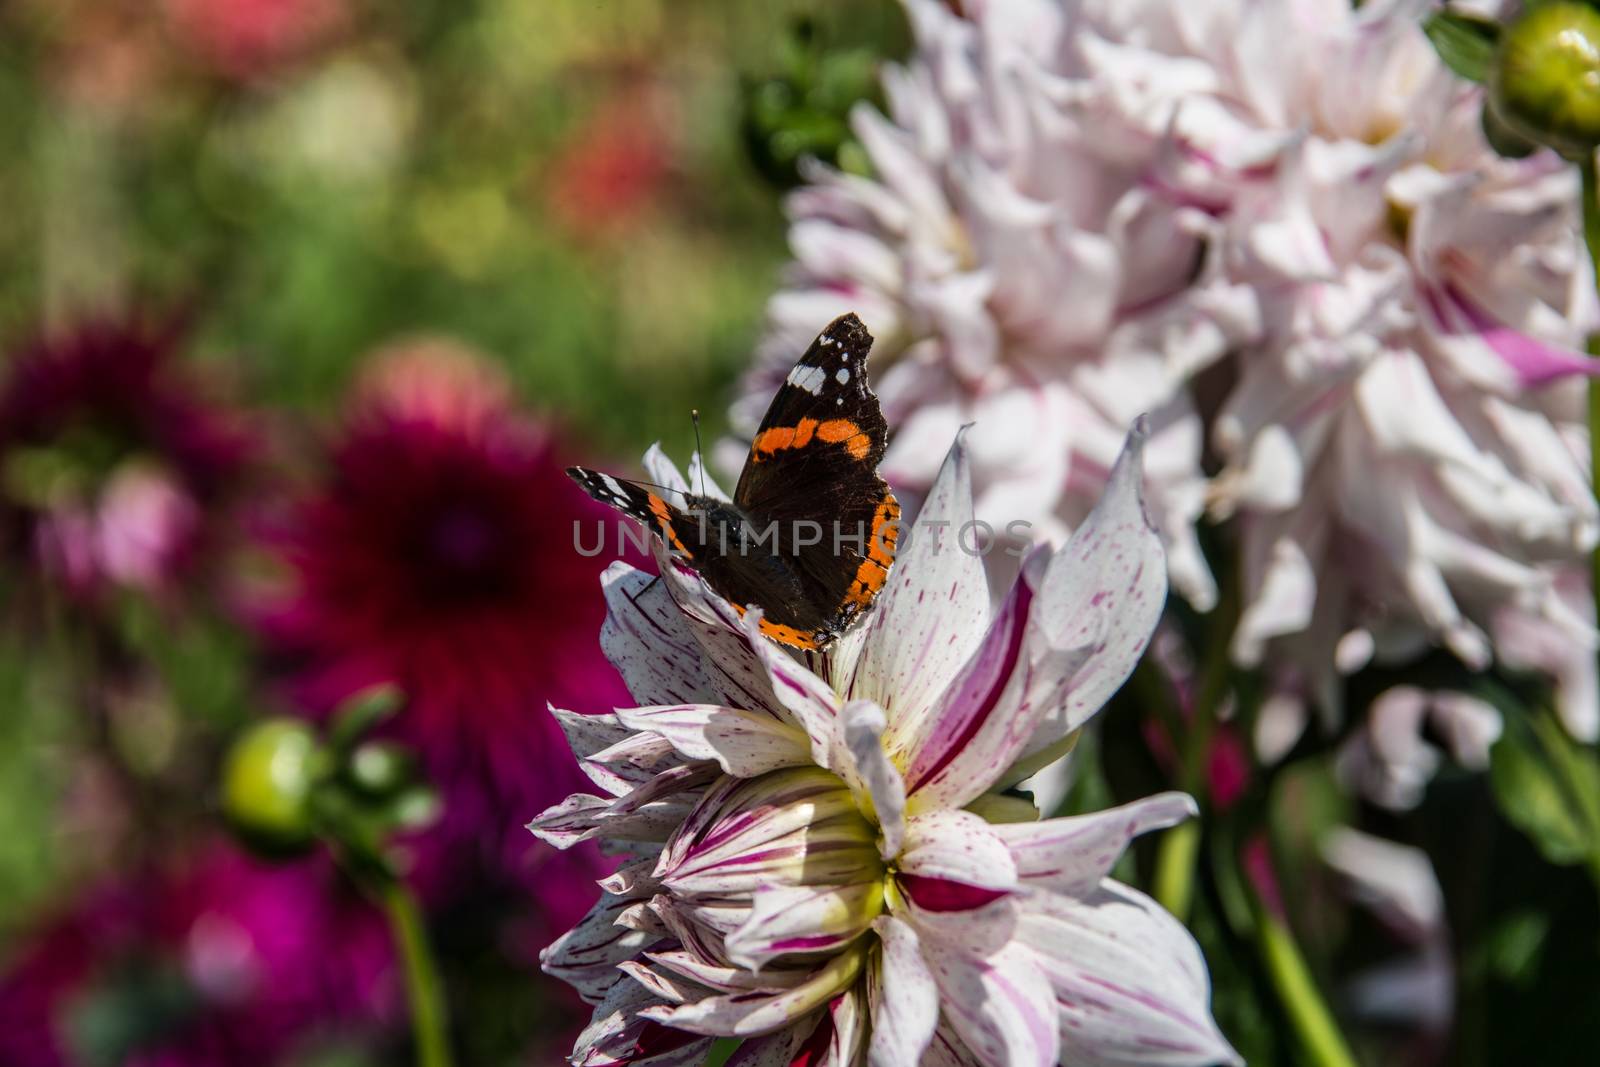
[
  {"x1": 751, "y1": 417, "x2": 871, "y2": 462},
  {"x1": 729, "y1": 602, "x2": 819, "y2": 650},
  {"x1": 646, "y1": 492, "x2": 690, "y2": 556},
  {"x1": 843, "y1": 494, "x2": 900, "y2": 608},
  {"x1": 815, "y1": 419, "x2": 871, "y2": 460}
]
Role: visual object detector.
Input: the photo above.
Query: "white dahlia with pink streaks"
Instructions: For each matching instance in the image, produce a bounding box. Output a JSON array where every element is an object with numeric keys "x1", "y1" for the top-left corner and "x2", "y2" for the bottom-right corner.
[{"x1": 531, "y1": 425, "x2": 1237, "y2": 1067}]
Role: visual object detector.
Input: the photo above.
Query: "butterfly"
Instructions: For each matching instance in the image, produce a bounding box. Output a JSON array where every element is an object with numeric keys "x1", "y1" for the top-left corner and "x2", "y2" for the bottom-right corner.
[{"x1": 568, "y1": 313, "x2": 899, "y2": 650}]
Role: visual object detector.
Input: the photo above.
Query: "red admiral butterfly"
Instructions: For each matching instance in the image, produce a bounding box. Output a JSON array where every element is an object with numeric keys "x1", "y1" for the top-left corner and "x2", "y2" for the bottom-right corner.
[{"x1": 568, "y1": 313, "x2": 899, "y2": 650}]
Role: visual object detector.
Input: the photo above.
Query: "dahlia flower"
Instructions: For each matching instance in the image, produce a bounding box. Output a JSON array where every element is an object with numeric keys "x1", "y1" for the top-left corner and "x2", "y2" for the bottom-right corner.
[
  {"x1": 0, "y1": 316, "x2": 255, "y2": 602},
  {"x1": 533, "y1": 424, "x2": 1238, "y2": 1066},
  {"x1": 0, "y1": 840, "x2": 396, "y2": 1067},
  {"x1": 734, "y1": 0, "x2": 1259, "y2": 614},
  {"x1": 746, "y1": 0, "x2": 1599, "y2": 741},
  {"x1": 252, "y1": 339, "x2": 630, "y2": 924},
  {"x1": 1164, "y1": 0, "x2": 1600, "y2": 739}
]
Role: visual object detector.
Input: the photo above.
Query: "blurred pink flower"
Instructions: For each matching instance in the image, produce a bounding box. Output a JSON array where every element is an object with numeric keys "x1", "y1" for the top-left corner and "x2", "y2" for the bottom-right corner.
[
  {"x1": 0, "y1": 839, "x2": 397, "y2": 1067},
  {"x1": 251, "y1": 339, "x2": 632, "y2": 930},
  {"x1": 161, "y1": 0, "x2": 348, "y2": 81},
  {"x1": 0, "y1": 316, "x2": 256, "y2": 603}
]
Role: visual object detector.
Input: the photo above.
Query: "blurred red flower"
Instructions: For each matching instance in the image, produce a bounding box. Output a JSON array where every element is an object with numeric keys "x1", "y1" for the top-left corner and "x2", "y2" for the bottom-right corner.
[
  {"x1": 249, "y1": 338, "x2": 632, "y2": 932},
  {"x1": 546, "y1": 89, "x2": 675, "y2": 240}
]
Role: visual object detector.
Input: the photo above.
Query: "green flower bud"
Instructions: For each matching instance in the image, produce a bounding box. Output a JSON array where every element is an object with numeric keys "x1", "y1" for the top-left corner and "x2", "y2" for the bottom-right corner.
[
  {"x1": 221, "y1": 718, "x2": 327, "y2": 853},
  {"x1": 1491, "y1": 2, "x2": 1600, "y2": 160},
  {"x1": 346, "y1": 739, "x2": 414, "y2": 797}
]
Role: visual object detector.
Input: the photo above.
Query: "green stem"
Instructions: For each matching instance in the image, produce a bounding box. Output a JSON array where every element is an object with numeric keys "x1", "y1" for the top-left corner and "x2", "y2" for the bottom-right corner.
[
  {"x1": 382, "y1": 880, "x2": 454, "y2": 1067},
  {"x1": 1153, "y1": 819, "x2": 1202, "y2": 919},
  {"x1": 1152, "y1": 582, "x2": 1240, "y2": 921},
  {"x1": 1255, "y1": 907, "x2": 1361, "y2": 1067}
]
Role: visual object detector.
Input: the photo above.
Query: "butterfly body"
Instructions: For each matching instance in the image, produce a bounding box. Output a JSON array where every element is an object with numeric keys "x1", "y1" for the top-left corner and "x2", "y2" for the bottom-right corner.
[{"x1": 568, "y1": 313, "x2": 899, "y2": 650}]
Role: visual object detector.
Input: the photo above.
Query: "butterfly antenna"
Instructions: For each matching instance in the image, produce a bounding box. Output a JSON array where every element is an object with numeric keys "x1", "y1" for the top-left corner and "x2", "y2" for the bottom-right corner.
[{"x1": 691, "y1": 409, "x2": 706, "y2": 498}]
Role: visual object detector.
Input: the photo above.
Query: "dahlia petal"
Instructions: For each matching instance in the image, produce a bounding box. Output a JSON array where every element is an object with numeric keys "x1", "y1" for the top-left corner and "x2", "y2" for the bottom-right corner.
[
  {"x1": 841, "y1": 699, "x2": 906, "y2": 858},
  {"x1": 584, "y1": 731, "x2": 694, "y2": 796},
  {"x1": 655, "y1": 550, "x2": 793, "y2": 718},
  {"x1": 1427, "y1": 281, "x2": 1600, "y2": 389},
  {"x1": 601, "y1": 562, "x2": 717, "y2": 707},
  {"x1": 657, "y1": 770, "x2": 878, "y2": 897},
  {"x1": 897, "y1": 892, "x2": 1018, "y2": 959},
  {"x1": 1019, "y1": 882, "x2": 1240, "y2": 1067},
  {"x1": 638, "y1": 947, "x2": 867, "y2": 1038},
  {"x1": 921, "y1": 939, "x2": 1060, "y2": 1067},
  {"x1": 725, "y1": 882, "x2": 885, "y2": 970},
  {"x1": 734, "y1": 608, "x2": 846, "y2": 769},
  {"x1": 618, "y1": 959, "x2": 712, "y2": 1005},
  {"x1": 573, "y1": 978, "x2": 715, "y2": 1067},
  {"x1": 897, "y1": 810, "x2": 1017, "y2": 897},
  {"x1": 899, "y1": 574, "x2": 1078, "y2": 811},
  {"x1": 540, "y1": 892, "x2": 659, "y2": 1005},
  {"x1": 1021, "y1": 419, "x2": 1167, "y2": 761},
  {"x1": 991, "y1": 792, "x2": 1197, "y2": 897},
  {"x1": 866, "y1": 916, "x2": 939, "y2": 1067},
  {"x1": 530, "y1": 763, "x2": 717, "y2": 849},
  {"x1": 724, "y1": 1029, "x2": 807, "y2": 1067},
  {"x1": 646, "y1": 948, "x2": 815, "y2": 994},
  {"x1": 856, "y1": 431, "x2": 991, "y2": 739},
  {"x1": 615, "y1": 704, "x2": 812, "y2": 777},
  {"x1": 921, "y1": 1024, "x2": 984, "y2": 1067},
  {"x1": 818, "y1": 983, "x2": 869, "y2": 1067}
]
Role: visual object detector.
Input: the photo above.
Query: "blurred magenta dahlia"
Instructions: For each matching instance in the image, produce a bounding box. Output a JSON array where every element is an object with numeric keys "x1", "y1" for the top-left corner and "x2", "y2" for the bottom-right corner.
[
  {"x1": 0, "y1": 315, "x2": 256, "y2": 602},
  {"x1": 251, "y1": 339, "x2": 633, "y2": 923},
  {"x1": 0, "y1": 839, "x2": 397, "y2": 1067}
]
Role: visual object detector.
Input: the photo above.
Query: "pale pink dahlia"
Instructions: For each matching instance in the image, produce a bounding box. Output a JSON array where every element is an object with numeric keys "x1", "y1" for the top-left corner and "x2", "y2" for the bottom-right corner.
[
  {"x1": 734, "y1": 0, "x2": 1257, "y2": 614},
  {"x1": 533, "y1": 424, "x2": 1238, "y2": 1066},
  {"x1": 748, "y1": 0, "x2": 1600, "y2": 742}
]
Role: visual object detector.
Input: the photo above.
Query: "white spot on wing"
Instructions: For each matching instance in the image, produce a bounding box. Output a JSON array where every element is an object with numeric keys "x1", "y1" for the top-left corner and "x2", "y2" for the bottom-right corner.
[
  {"x1": 835, "y1": 367, "x2": 850, "y2": 384},
  {"x1": 600, "y1": 473, "x2": 628, "y2": 500},
  {"x1": 786, "y1": 364, "x2": 827, "y2": 395}
]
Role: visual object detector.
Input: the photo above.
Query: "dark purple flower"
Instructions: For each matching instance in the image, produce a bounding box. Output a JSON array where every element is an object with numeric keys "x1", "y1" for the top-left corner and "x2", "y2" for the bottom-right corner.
[
  {"x1": 251, "y1": 340, "x2": 634, "y2": 930},
  {"x1": 0, "y1": 315, "x2": 256, "y2": 601},
  {"x1": 0, "y1": 839, "x2": 398, "y2": 1067}
]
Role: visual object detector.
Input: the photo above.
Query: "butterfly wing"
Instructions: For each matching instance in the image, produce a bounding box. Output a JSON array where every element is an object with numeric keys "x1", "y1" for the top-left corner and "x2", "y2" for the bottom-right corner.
[
  {"x1": 733, "y1": 313, "x2": 900, "y2": 638},
  {"x1": 566, "y1": 468, "x2": 822, "y2": 644}
]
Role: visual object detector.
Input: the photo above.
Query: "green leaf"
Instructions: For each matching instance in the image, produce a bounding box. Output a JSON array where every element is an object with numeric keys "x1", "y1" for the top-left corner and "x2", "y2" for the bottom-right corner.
[
  {"x1": 1423, "y1": 10, "x2": 1501, "y2": 84},
  {"x1": 1489, "y1": 713, "x2": 1600, "y2": 867}
]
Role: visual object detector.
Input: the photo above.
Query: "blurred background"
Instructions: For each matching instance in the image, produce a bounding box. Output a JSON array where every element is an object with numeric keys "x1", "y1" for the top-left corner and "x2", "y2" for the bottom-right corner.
[{"x1": 0, "y1": 1, "x2": 905, "y2": 1064}]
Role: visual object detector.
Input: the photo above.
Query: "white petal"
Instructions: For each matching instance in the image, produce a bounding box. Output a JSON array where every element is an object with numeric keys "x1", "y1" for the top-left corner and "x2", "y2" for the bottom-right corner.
[
  {"x1": 855, "y1": 431, "x2": 992, "y2": 736},
  {"x1": 541, "y1": 893, "x2": 658, "y2": 1005},
  {"x1": 867, "y1": 916, "x2": 939, "y2": 1067},
  {"x1": 1021, "y1": 420, "x2": 1168, "y2": 761},
  {"x1": 600, "y1": 562, "x2": 716, "y2": 706},
  {"x1": 1019, "y1": 882, "x2": 1241, "y2": 1067},
  {"x1": 898, "y1": 809, "x2": 1018, "y2": 894},
  {"x1": 991, "y1": 793, "x2": 1197, "y2": 896},
  {"x1": 735, "y1": 608, "x2": 846, "y2": 769},
  {"x1": 899, "y1": 575, "x2": 1084, "y2": 811},
  {"x1": 724, "y1": 882, "x2": 885, "y2": 971},
  {"x1": 842, "y1": 699, "x2": 907, "y2": 858},
  {"x1": 615, "y1": 704, "x2": 812, "y2": 777},
  {"x1": 921, "y1": 939, "x2": 1060, "y2": 1067},
  {"x1": 639, "y1": 948, "x2": 867, "y2": 1037}
]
